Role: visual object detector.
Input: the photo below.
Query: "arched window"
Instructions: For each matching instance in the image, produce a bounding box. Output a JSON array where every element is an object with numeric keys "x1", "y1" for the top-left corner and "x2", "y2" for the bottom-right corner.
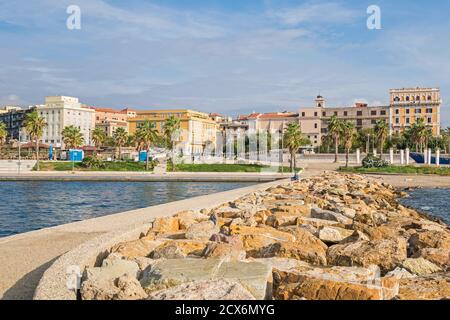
[
  {"x1": 406, "y1": 96, "x2": 410, "y2": 101},
  {"x1": 428, "y1": 95, "x2": 432, "y2": 101},
  {"x1": 416, "y1": 96, "x2": 420, "y2": 101},
  {"x1": 394, "y1": 96, "x2": 400, "y2": 102}
]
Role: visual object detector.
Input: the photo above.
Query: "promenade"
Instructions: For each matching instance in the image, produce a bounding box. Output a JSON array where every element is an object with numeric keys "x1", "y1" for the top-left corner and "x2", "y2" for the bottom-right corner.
[{"x1": 0, "y1": 163, "x2": 449, "y2": 300}]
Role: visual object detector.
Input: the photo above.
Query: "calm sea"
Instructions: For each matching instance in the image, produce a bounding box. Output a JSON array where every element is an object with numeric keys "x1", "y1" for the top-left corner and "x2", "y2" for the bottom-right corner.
[
  {"x1": 399, "y1": 188, "x2": 450, "y2": 225},
  {"x1": 0, "y1": 181, "x2": 254, "y2": 238}
]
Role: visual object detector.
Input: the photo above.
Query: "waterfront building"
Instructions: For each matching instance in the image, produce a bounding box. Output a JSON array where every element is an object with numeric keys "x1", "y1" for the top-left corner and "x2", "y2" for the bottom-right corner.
[
  {"x1": 92, "y1": 107, "x2": 129, "y2": 137},
  {"x1": 298, "y1": 87, "x2": 442, "y2": 147},
  {"x1": 0, "y1": 106, "x2": 36, "y2": 142},
  {"x1": 390, "y1": 88, "x2": 442, "y2": 135},
  {"x1": 299, "y1": 96, "x2": 390, "y2": 147},
  {"x1": 37, "y1": 96, "x2": 96, "y2": 148},
  {"x1": 128, "y1": 109, "x2": 218, "y2": 155},
  {"x1": 246, "y1": 112, "x2": 298, "y2": 134}
]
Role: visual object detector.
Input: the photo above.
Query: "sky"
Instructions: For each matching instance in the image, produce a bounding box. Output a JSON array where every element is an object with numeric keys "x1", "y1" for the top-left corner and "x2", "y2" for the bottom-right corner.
[{"x1": 0, "y1": 0, "x2": 449, "y2": 126}]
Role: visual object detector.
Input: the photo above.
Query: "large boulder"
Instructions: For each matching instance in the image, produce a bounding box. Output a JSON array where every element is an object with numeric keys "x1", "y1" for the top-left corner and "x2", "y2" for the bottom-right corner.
[
  {"x1": 401, "y1": 258, "x2": 442, "y2": 276},
  {"x1": 396, "y1": 275, "x2": 450, "y2": 300},
  {"x1": 150, "y1": 217, "x2": 180, "y2": 234},
  {"x1": 408, "y1": 230, "x2": 450, "y2": 255},
  {"x1": 203, "y1": 236, "x2": 246, "y2": 262},
  {"x1": 327, "y1": 237, "x2": 407, "y2": 273},
  {"x1": 140, "y1": 259, "x2": 273, "y2": 300},
  {"x1": 415, "y1": 248, "x2": 450, "y2": 269},
  {"x1": 318, "y1": 226, "x2": 354, "y2": 244},
  {"x1": 110, "y1": 238, "x2": 164, "y2": 259},
  {"x1": 81, "y1": 258, "x2": 142, "y2": 300},
  {"x1": 185, "y1": 221, "x2": 219, "y2": 241},
  {"x1": 151, "y1": 240, "x2": 208, "y2": 259},
  {"x1": 310, "y1": 207, "x2": 352, "y2": 225},
  {"x1": 148, "y1": 280, "x2": 255, "y2": 300},
  {"x1": 268, "y1": 228, "x2": 328, "y2": 266}
]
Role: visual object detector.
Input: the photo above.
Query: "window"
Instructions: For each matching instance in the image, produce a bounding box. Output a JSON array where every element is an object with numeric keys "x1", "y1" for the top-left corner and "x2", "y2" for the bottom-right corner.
[
  {"x1": 371, "y1": 120, "x2": 377, "y2": 125},
  {"x1": 301, "y1": 112, "x2": 305, "y2": 117},
  {"x1": 426, "y1": 108, "x2": 433, "y2": 114},
  {"x1": 395, "y1": 109, "x2": 399, "y2": 115},
  {"x1": 314, "y1": 112, "x2": 318, "y2": 117},
  {"x1": 394, "y1": 96, "x2": 400, "y2": 102},
  {"x1": 380, "y1": 110, "x2": 386, "y2": 116},
  {"x1": 395, "y1": 118, "x2": 400, "y2": 124},
  {"x1": 344, "y1": 111, "x2": 348, "y2": 116},
  {"x1": 406, "y1": 109, "x2": 410, "y2": 114},
  {"x1": 314, "y1": 123, "x2": 318, "y2": 129},
  {"x1": 357, "y1": 119, "x2": 363, "y2": 126},
  {"x1": 371, "y1": 110, "x2": 377, "y2": 116},
  {"x1": 357, "y1": 111, "x2": 363, "y2": 116},
  {"x1": 334, "y1": 111, "x2": 338, "y2": 116},
  {"x1": 428, "y1": 117, "x2": 432, "y2": 124},
  {"x1": 416, "y1": 109, "x2": 421, "y2": 114},
  {"x1": 428, "y1": 96, "x2": 432, "y2": 101},
  {"x1": 406, "y1": 118, "x2": 410, "y2": 124},
  {"x1": 322, "y1": 112, "x2": 326, "y2": 117},
  {"x1": 406, "y1": 96, "x2": 410, "y2": 101},
  {"x1": 416, "y1": 96, "x2": 420, "y2": 101}
]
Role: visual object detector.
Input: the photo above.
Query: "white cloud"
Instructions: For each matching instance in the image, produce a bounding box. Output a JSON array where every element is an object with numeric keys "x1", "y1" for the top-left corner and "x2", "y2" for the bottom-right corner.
[{"x1": 270, "y1": 2, "x2": 359, "y2": 26}]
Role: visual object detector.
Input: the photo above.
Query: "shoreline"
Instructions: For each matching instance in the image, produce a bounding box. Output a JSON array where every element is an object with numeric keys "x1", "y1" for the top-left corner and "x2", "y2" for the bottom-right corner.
[{"x1": 33, "y1": 172, "x2": 450, "y2": 300}]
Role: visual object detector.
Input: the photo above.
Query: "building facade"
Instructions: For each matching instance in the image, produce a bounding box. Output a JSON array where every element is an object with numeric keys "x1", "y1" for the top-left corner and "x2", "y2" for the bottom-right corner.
[
  {"x1": 390, "y1": 88, "x2": 441, "y2": 135},
  {"x1": 37, "y1": 96, "x2": 96, "y2": 148},
  {"x1": 128, "y1": 109, "x2": 218, "y2": 154},
  {"x1": 246, "y1": 112, "x2": 299, "y2": 134},
  {"x1": 93, "y1": 107, "x2": 129, "y2": 137},
  {"x1": 299, "y1": 96, "x2": 390, "y2": 147},
  {"x1": 0, "y1": 106, "x2": 36, "y2": 142}
]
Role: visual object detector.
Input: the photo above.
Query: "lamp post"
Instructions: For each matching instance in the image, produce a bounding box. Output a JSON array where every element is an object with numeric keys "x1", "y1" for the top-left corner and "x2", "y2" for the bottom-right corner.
[{"x1": 18, "y1": 137, "x2": 21, "y2": 175}]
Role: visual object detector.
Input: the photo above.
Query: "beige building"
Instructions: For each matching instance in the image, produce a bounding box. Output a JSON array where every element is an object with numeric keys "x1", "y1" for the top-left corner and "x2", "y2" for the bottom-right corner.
[
  {"x1": 246, "y1": 112, "x2": 299, "y2": 134},
  {"x1": 93, "y1": 107, "x2": 129, "y2": 137},
  {"x1": 37, "y1": 96, "x2": 95, "y2": 148},
  {"x1": 299, "y1": 96, "x2": 390, "y2": 147},
  {"x1": 128, "y1": 109, "x2": 218, "y2": 154},
  {"x1": 390, "y1": 88, "x2": 441, "y2": 135}
]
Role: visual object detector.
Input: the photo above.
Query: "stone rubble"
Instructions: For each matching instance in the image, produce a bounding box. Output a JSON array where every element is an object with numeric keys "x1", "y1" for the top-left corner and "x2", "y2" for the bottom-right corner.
[{"x1": 79, "y1": 172, "x2": 450, "y2": 300}]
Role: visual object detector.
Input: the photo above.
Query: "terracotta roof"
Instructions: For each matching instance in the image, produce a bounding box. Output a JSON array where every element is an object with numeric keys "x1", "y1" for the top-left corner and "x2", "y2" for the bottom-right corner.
[
  {"x1": 258, "y1": 112, "x2": 298, "y2": 119},
  {"x1": 209, "y1": 113, "x2": 223, "y2": 117},
  {"x1": 21, "y1": 142, "x2": 50, "y2": 149},
  {"x1": 93, "y1": 107, "x2": 126, "y2": 114}
]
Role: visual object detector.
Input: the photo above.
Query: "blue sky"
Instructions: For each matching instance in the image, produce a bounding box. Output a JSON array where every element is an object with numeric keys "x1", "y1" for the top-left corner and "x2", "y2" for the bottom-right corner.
[{"x1": 0, "y1": 0, "x2": 449, "y2": 126}]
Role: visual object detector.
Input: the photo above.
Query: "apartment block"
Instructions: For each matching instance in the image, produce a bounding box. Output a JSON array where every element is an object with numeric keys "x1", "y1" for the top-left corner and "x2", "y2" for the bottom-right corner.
[
  {"x1": 0, "y1": 106, "x2": 36, "y2": 142},
  {"x1": 128, "y1": 109, "x2": 218, "y2": 155},
  {"x1": 390, "y1": 88, "x2": 441, "y2": 135},
  {"x1": 37, "y1": 96, "x2": 96, "y2": 148},
  {"x1": 92, "y1": 107, "x2": 129, "y2": 137}
]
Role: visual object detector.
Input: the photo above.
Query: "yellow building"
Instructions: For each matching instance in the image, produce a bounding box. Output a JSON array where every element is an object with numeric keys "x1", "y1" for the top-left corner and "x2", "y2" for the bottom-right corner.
[
  {"x1": 390, "y1": 88, "x2": 442, "y2": 136},
  {"x1": 128, "y1": 109, "x2": 218, "y2": 154}
]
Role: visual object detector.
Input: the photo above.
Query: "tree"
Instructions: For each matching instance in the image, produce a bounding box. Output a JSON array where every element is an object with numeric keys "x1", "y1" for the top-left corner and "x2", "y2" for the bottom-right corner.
[
  {"x1": 283, "y1": 122, "x2": 308, "y2": 172},
  {"x1": 342, "y1": 121, "x2": 356, "y2": 168},
  {"x1": 0, "y1": 122, "x2": 7, "y2": 149},
  {"x1": 113, "y1": 127, "x2": 128, "y2": 160},
  {"x1": 374, "y1": 120, "x2": 389, "y2": 157},
  {"x1": 162, "y1": 116, "x2": 181, "y2": 150},
  {"x1": 136, "y1": 121, "x2": 159, "y2": 170},
  {"x1": 24, "y1": 111, "x2": 47, "y2": 171},
  {"x1": 62, "y1": 125, "x2": 84, "y2": 150},
  {"x1": 410, "y1": 119, "x2": 427, "y2": 152},
  {"x1": 92, "y1": 127, "x2": 106, "y2": 148},
  {"x1": 328, "y1": 115, "x2": 344, "y2": 163}
]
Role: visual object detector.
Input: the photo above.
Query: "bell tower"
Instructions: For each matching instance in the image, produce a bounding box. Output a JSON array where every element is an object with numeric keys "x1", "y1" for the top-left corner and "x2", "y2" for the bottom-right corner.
[{"x1": 315, "y1": 95, "x2": 325, "y2": 108}]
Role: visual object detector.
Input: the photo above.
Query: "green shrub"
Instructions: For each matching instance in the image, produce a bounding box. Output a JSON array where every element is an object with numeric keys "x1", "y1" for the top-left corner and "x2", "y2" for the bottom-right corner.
[
  {"x1": 362, "y1": 154, "x2": 389, "y2": 168},
  {"x1": 81, "y1": 156, "x2": 106, "y2": 169}
]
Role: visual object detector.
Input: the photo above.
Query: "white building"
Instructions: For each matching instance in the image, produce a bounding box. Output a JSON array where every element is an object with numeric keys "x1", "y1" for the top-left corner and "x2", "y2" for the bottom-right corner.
[{"x1": 37, "y1": 96, "x2": 95, "y2": 148}]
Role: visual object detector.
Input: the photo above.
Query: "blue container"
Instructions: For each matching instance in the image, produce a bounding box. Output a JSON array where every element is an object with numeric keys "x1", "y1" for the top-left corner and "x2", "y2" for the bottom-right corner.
[
  {"x1": 69, "y1": 149, "x2": 84, "y2": 162},
  {"x1": 139, "y1": 151, "x2": 148, "y2": 162}
]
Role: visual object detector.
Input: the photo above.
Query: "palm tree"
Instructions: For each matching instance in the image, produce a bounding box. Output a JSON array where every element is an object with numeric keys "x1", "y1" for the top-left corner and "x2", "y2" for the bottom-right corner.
[
  {"x1": 113, "y1": 127, "x2": 128, "y2": 160},
  {"x1": 24, "y1": 111, "x2": 47, "y2": 171},
  {"x1": 410, "y1": 119, "x2": 427, "y2": 152},
  {"x1": 92, "y1": 127, "x2": 106, "y2": 148},
  {"x1": 342, "y1": 121, "x2": 356, "y2": 167},
  {"x1": 136, "y1": 121, "x2": 159, "y2": 170},
  {"x1": 328, "y1": 115, "x2": 344, "y2": 163},
  {"x1": 442, "y1": 127, "x2": 450, "y2": 154},
  {"x1": 374, "y1": 120, "x2": 389, "y2": 157},
  {"x1": 62, "y1": 125, "x2": 85, "y2": 150},
  {"x1": 283, "y1": 122, "x2": 308, "y2": 172},
  {"x1": 0, "y1": 122, "x2": 7, "y2": 150},
  {"x1": 163, "y1": 116, "x2": 181, "y2": 151}
]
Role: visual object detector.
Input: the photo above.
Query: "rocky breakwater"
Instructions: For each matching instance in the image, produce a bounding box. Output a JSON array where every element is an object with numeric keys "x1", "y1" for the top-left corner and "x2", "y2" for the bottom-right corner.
[{"x1": 79, "y1": 173, "x2": 450, "y2": 300}]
